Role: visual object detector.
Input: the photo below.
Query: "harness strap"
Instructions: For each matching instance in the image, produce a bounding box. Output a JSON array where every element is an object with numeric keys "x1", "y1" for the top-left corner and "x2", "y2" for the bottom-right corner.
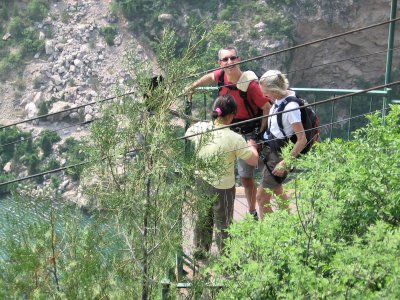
[
  {"x1": 217, "y1": 70, "x2": 259, "y2": 119},
  {"x1": 276, "y1": 96, "x2": 302, "y2": 138},
  {"x1": 264, "y1": 158, "x2": 286, "y2": 184}
]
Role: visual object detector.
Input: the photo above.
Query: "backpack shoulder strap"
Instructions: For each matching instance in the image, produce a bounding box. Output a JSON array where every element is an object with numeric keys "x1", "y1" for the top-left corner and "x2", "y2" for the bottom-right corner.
[
  {"x1": 276, "y1": 96, "x2": 302, "y2": 137},
  {"x1": 217, "y1": 70, "x2": 225, "y2": 88},
  {"x1": 218, "y1": 70, "x2": 237, "y2": 91},
  {"x1": 218, "y1": 70, "x2": 259, "y2": 120}
]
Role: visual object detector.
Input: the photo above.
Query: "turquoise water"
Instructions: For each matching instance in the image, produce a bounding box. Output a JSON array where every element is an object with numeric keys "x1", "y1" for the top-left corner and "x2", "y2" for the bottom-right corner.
[
  {"x1": 0, "y1": 195, "x2": 121, "y2": 263},
  {"x1": 0, "y1": 196, "x2": 84, "y2": 259}
]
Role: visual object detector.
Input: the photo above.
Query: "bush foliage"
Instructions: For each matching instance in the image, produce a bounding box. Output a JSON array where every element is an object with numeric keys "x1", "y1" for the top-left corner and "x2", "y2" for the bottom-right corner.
[
  {"x1": 0, "y1": 125, "x2": 82, "y2": 195},
  {"x1": 0, "y1": 27, "x2": 225, "y2": 299},
  {"x1": 0, "y1": 0, "x2": 48, "y2": 81},
  {"x1": 100, "y1": 25, "x2": 117, "y2": 46},
  {"x1": 36, "y1": 129, "x2": 61, "y2": 157},
  {"x1": 211, "y1": 105, "x2": 400, "y2": 298},
  {"x1": 111, "y1": 0, "x2": 294, "y2": 76}
]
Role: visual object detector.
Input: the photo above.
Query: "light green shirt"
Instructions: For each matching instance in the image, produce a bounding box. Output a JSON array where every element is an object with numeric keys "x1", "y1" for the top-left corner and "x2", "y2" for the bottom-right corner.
[{"x1": 185, "y1": 121, "x2": 252, "y2": 189}]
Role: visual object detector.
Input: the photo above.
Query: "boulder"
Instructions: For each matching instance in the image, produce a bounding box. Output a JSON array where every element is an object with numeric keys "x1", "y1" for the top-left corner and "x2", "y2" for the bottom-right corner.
[
  {"x1": 51, "y1": 74, "x2": 63, "y2": 86},
  {"x1": 158, "y1": 13, "x2": 173, "y2": 22},
  {"x1": 254, "y1": 21, "x2": 265, "y2": 29},
  {"x1": 73, "y1": 59, "x2": 83, "y2": 67},
  {"x1": 3, "y1": 161, "x2": 12, "y2": 173},
  {"x1": 2, "y1": 32, "x2": 11, "y2": 41},
  {"x1": 33, "y1": 92, "x2": 44, "y2": 106},
  {"x1": 25, "y1": 102, "x2": 38, "y2": 119},
  {"x1": 45, "y1": 40, "x2": 54, "y2": 55},
  {"x1": 47, "y1": 101, "x2": 72, "y2": 122}
]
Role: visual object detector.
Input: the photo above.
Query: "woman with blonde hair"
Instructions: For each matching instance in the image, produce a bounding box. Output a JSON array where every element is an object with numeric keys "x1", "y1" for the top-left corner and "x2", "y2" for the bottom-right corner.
[{"x1": 256, "y1": 70, "x2": 307, "y2": 218}]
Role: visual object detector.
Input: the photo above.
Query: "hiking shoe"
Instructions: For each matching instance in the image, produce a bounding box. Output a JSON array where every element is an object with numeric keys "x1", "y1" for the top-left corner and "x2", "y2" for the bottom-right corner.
[{"x1": 249, "y1": 210, "x2": 259, "y2": 221}]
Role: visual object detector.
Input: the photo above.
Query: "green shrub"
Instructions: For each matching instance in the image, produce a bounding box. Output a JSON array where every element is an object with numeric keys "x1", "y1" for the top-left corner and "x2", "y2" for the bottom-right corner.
[
  {"x1": 0, "y1": 173, "x2": 15, "y2": 194},
  {"x1": 60, "y1": 9, "x2": 71, "y2": 24},
  {"x1": 36, "y1": 130, "x2": 61, "y2": 157},
  {"x1": 100, "y1": 25, "x2": 117, "y2": 46},
  {"x1": 33, "y1": 76, "x2": 42, "y2": 89},
  {"x1": 7, "y1": 16, "x2": 25, "y2": 39},
  {"x1": 14, "y1": 76, "x2": 26, "y2": 91},
  {"x1": 14, "y1": 135, "x2": 35, "y2": 162},
  {"x1": 19, "y1": 27, "x2": 45, "y2": 56},
  {"x1": 212, "y1": 106, "x2": 400, "y2": 299},
  {"x1": 26, "y1": 0, "x2": 49, "y2": 22},
  {"x1": 46, "y1": 158, "x2": 60, "y2": 170},
  {"x1": 0, "y1": 52, "x2": 23, "y2": 81},
  {"x1": 21, "y1": 152, "x2": 40, "y2": 174},
  {"x1": 0, "y1": 126, "x2": 32, "y2": 163},
  {"x1": 60, "y1": 137, "x2": 87, "y2": 181},
  {"x1": 37, "y1": 101, "x2": 48, "y2": 116},
  {"x1": 0, "y1": 60, "x2": 13, "y2": 81},
  {"x1": 248, "y1": 27, "x2": 259, "y2": 39},
  {"x1": 50, "y1": 175, "x2": 60, "y2": 189},
  {"x1": 0, "y1": 6, "x2": 9, "y2": 22}
]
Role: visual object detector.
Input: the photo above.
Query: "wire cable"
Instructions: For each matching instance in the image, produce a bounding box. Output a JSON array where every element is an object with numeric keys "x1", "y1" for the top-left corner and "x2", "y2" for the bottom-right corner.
[
  {"x1": 284, "y1": 46, "x2": 400, "y2": 76},
  {"x1": 0, "y1": 92, "x2": 135, "y2": 131},
  {"x1": 0, "y1": 108, "x2": 200, "y2": 149},
  {"x1": 0, "y1": 119, "x2": 95, "y2": 149},
  {"x1": 230, "y1": 107, "x2": 389, "y2": 154},
  {"x1": 0, "y1": 104, "x2": 389, "y2": 189},
  {"x1": 181, "y1": 80, "x2": 399, "y2": 141},
  {"x1": 3, "y1": 40, "x2": 393, "y2": 146},
  {"x1": 1, "y1": 81, "x2": 397, "y2": 189},
  {"x1": 1, "y1": 160, "x2": 89, "y2": 188},
  {"x1": 162, "y1": 45, "x2": 400, "y2": 97},
  {"x1": 189, "y1": 17, "x2": 400, "y2": 78},
  {"x1": 2, "y1": 18, "x2": 399, "y2": 130}
]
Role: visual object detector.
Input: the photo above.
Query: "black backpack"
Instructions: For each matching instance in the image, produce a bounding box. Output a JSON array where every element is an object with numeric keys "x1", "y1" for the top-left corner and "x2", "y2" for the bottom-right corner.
[
  {"x1": 217, "y1": 71, "x2": 262, "y2": 133},
  {"x1": 274, "y1": 96, "x2": 320, "y2": 154}
]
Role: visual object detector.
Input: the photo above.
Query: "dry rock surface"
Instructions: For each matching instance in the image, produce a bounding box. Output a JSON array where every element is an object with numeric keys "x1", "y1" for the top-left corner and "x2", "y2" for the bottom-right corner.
[
  {"x1": 1, "y1": 0, "x2": 152, "y2": 128},
  {"x1": 0, "y1": 0, "x2": 154, "y2": 206},
  {"x1": 289, "y1": 0, "x2": 394, "y2": 88}
]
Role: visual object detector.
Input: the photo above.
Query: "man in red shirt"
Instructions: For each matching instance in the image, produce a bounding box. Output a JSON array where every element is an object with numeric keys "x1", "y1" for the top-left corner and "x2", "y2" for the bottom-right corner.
[{"x1": 186, "y1": 46, "x2": 271, "y2": 220}]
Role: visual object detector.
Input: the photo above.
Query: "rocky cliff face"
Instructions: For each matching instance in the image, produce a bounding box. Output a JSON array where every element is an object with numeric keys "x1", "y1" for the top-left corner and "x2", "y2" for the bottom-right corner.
[
  {"x1": 1, "y1": 0, "x2": 154, "y2": 205},
  {"x1": 0, "y1": 0, "x2": 153, "y2": 127},
  {"x1": 289, "y1": 0, "x2": 397, "y2": 88},
  {"x1": 2, "y1": 0, "x2": 396, "y2": 125}
]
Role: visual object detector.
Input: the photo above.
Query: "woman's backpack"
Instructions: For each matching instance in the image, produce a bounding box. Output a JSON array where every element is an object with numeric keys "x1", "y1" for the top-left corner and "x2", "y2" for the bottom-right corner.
[{"x1": 275, "y1": 96, "x2": 320, "y2": 154}]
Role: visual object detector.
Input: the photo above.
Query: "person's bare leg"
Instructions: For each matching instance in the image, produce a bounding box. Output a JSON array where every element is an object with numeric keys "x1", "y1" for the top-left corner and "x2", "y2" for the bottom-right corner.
[
  {"x1": 241, "y1": 176, "x2": 257, "y2": 212},
  {"x1": 272, "y1": 185, "x2": 290, "y2": 212},
  {"x1": 256, "y1": 186, "x2": 273, "y2": 219}
]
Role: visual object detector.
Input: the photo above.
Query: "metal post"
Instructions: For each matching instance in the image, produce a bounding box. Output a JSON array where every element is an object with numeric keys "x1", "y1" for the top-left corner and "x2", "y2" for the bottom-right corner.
[
  {"x1": 347, "y1": 96, "x2": 354, "y2": 140},
  {"x1": 176, "y1": 95, "x2": 193, "y2": 281},
  {"x1": 161, "y1": 278, "x2": 171, "y2": 300},
  {"x1": 385, "y1": 0, "x2": 398, "y2": 86},
  {"x1": 204, "y1": 93, "x2": 207, "y2": 120},
  {"x1": 383, "y1": 0, "x2": 398, "y2": 118},
  {"x1": 329, "y1": 95, "x2": 336, "y2": 140}
]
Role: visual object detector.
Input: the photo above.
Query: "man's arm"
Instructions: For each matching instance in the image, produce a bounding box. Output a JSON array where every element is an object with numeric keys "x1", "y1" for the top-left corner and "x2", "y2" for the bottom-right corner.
[
  {"x1": 186, "y1": 72, "x2": 215, "y2": 94},
  {"x1": 244, "y1": 139, "x2": 259, "y2": 166}
]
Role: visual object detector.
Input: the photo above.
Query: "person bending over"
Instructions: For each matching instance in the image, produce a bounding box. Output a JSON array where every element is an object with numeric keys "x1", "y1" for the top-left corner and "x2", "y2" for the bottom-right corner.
[{"x1": 256, "y1": 70, "x2": 306, "y2": 219}]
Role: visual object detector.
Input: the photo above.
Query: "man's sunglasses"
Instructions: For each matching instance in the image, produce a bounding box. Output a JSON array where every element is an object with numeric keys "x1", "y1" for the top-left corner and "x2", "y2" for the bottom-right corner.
[{"x1": 219, "y1": 56, "x2": 239, "y2": 62}]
